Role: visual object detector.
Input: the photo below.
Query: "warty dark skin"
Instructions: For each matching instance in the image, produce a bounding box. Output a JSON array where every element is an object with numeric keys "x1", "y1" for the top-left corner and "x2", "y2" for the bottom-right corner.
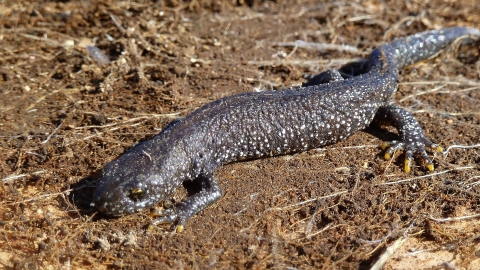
[{"x1": 91, "y1": 27, "x2": 480, "y2": 231}]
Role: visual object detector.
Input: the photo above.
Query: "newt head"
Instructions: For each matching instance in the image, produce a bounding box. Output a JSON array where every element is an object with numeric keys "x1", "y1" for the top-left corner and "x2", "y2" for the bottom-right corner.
[{"x1": 91, "y1": 144, "x2": 186, "y2": 217}]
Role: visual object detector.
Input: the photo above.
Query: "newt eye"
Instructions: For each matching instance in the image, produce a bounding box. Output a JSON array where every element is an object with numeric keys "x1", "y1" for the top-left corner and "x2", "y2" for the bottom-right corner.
[{"x1": 128, "y1": 188, "x2": 145, "y2": 201}]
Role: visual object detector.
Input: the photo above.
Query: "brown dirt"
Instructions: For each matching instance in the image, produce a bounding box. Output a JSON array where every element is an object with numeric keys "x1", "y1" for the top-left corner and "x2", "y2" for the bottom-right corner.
[{"x1": 1, "y1": 0, "x2": 480, "y2": 269}]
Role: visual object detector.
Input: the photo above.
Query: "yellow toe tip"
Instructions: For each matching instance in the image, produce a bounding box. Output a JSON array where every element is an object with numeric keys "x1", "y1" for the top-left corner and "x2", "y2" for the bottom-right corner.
[
  {"x1": 437, "y1": 146, "x2": 443, "y2": 152},
  {"x1": 404, "y1": 160, "x2": 411, "y2": 173},
  {"x1": 381, "y1": 142, "x2": 389, "y2": 150},
  {"x1": 147, "y1": 224, "x2": 155, "y2": 231},
  {"x1": 427, "y1": 163, "x2": 434, "y2": 171},
  {"x1": 384, "y1": 153, "x2": 391, "y2": 160},
  {"x1": 176, "y1": 225, "x2": 184, "y2": 233}
]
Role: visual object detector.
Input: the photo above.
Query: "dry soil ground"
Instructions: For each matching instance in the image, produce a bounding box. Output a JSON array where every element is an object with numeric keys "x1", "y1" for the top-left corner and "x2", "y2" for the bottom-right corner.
[{"x1": 1, "y1": 0, "x2": 480, "y2": 269}]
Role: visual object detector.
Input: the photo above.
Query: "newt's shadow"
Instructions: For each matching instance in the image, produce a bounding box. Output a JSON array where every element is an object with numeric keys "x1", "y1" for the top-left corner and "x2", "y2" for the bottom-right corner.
[{"x1": 68, "y1": 169, "x2": 106, "y2": 220}]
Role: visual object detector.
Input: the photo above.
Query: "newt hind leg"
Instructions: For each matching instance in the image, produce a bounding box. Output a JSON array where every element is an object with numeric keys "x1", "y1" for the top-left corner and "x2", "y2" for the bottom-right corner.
[
  {"x1": 373, "y1": 104, "x2": 443, "y2": 172},
  {"x1": 302, "y1": 59, "x2": 371, "y2": 87},
  {"x1": 302, "y1": 68, "x2": 344, "y2": 86}
]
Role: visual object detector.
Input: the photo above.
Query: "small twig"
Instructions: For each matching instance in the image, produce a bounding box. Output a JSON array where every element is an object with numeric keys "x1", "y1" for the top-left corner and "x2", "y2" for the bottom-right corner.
[
  {"x1": 109, "y1": 14, "x2": 126, "y2": 33},
  {"x1": 274, "y1": 40, "x2": 362, "y2": 54},
  {"x1": 378, "y1": 166, "x2": 475, "y2": 186},
  {"x1": 2, "y1": 170, "x2": 47, "y2": 183},
  {"x1": 284, "y1": 44, "x2": 298, "y2": 59},
  {"x1": 74, "y1": 112, "x2": 183, "y2": 130},
  {"x1": 3, "y1": 189, "x2": 73, "y2": 206},
  {"x1": 383, "y1": 14, "x2": 424, "y2": 41},
  {"x1": 247, "y1": 58, "x2": 364, "y2": 67},
  {"x1": 443, "y1": 144, "x2": 480, "y2": 155},
  {"x1": 359, "y1": 230, "x2": 393, "y2": 245},
  {"x1": 312, "y1": 144, "x2": 378, "y2": 151},
  {"x1": 17, "y1": 33, "x2": 63, "y2": 47},
  {"x1": 369, "y1": 219, "x2": 416, "y2": 269},
  {"x1": 464, "y1": 176, "x2": 480, "y2": 188},
  {"x1": 273, "y1": 190, "x2": 348, "y2": 211},
  {"x1": 26, "y1": 151, "x2": 46, "y2": 160},
  {"x1": 400, "y1": 80, "x2": 480, "y2": 86},
  {"x1": 41, "y1": 121, "x2": 62, "y2": 144},
  {"x1": 429, "y1": 213, "x2": 480, "y2": 223},
  {"x1": 370, "y1": 237, "x2": 407, "y2": 270},
  {"x1": 398, "y1": 84, "x2": 447, "y2": 102}
]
